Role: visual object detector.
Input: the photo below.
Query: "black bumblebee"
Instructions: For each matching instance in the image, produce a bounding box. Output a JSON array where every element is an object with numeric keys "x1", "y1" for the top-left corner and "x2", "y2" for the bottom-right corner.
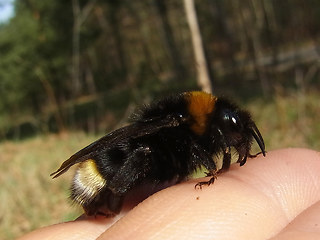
[{"x1": 51, "y1": 91, "x2": 265, "y2": 216}]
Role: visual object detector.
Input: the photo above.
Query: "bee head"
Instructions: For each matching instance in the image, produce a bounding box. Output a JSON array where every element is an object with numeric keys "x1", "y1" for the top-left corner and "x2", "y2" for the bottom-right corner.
[{"x1": 210, "y1": 98, "x2": 266, "y2": 157}]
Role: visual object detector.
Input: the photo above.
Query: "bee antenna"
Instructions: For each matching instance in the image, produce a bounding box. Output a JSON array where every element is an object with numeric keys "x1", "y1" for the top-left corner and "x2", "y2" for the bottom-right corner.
[{"x1": 250, "y1": 123, "x2": 266, "y2": 156}]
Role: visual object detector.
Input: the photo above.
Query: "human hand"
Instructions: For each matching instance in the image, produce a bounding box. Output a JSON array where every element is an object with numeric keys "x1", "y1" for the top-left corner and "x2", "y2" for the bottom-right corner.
[{"x1": 19, "y1": 148, "x2": 320, "y2": 240}]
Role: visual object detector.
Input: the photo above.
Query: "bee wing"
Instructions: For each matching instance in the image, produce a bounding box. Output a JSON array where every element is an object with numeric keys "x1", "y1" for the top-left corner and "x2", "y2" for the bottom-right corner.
[{"x1": 51, "y1": 116, "x2": 180, "y2": 178}]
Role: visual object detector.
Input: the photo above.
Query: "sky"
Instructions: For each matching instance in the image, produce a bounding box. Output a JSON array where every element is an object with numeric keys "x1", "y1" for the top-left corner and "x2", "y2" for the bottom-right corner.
[{"x1": 0, "y1": 0, "x2": 14, "y2": 23}]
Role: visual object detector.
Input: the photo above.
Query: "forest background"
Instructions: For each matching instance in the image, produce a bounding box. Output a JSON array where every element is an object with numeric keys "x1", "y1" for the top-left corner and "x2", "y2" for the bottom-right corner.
[{"x1": 1, "y1": 0, "x2": 320, "y2": 239}]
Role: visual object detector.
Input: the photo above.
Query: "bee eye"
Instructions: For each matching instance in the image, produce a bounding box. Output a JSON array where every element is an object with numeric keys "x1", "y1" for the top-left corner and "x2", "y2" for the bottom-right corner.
[
  {"x1": 231, "y1": 116, "x2": 237, "y2": 124},
  {"x1": 222, "y1": 110, "x2": 241, "y2": 129}
]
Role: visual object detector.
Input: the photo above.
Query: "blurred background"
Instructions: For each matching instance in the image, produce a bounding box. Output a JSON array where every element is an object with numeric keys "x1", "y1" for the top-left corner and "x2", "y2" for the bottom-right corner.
[{"x1": 0, "y1": 0, "x2": 319, "y2": 238}]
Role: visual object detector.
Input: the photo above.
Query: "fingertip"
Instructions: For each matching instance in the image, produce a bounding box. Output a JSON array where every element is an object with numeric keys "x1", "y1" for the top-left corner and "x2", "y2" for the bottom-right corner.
[
  {"x1": 17, "y1": 215, "x2": 121, "y2": 240},
  {"x1": 98, "y1": 148, "x2": 320, "y2": 240}
]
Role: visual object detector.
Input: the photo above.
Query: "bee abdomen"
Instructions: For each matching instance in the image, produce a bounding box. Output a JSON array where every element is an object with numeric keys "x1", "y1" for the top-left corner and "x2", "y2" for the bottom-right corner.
[{"x1": 71, "y1": 159, "x2": 107, "y2": 205}]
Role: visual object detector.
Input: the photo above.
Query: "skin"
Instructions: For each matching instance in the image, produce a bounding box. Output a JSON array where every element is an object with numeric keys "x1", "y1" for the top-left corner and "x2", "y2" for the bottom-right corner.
[{"x1": 19, "y1": 148, "x2": 320, "y2": 240}]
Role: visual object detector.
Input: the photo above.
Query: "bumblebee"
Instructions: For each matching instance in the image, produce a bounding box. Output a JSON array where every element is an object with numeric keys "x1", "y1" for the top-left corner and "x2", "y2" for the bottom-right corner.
[{"x1": 51, "y1": 91, "x2": 265, "y2": 216}]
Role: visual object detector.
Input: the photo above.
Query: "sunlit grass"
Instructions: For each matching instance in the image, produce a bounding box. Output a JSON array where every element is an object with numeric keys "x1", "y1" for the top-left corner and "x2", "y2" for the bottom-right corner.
[
  {"x1": 1, "y1": 91, "x2": 319, "y2": 239},
  {"x1": 247, "y1": 90, "x2": 320, "y2": 151},
  {"x1": 0, "y1": 133, "x2": 98, "y2": 239}
]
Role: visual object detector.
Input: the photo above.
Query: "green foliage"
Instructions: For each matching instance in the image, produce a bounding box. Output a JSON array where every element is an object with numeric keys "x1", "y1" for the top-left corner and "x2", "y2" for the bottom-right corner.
[
  {"x1": 0, "y1": 0, "x2": 73, "y2": 136},
  {"x1": 0, "y1": 0, "x2": 320, "y2": 139},
  {"x1": 0, "y1": 6, "x2": 38, "y2": 111}
]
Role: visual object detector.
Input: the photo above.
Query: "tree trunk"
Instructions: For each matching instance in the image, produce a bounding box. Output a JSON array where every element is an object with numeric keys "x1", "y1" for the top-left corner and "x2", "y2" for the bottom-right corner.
[
  {"x1": 184, "y1": 0, "x2": 212, "y2": 93},
  {"x1": 71, "y1": 0, "x2": 97, "y2": 96}
]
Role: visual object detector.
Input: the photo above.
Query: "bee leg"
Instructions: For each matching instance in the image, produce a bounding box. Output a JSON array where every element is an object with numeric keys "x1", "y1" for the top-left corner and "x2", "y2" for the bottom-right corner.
[
  {"x1": 239, "y1": 154, "x2": 247, "y2": 166},
  {"x1": 195, "y1": 174, "x2": 217, "y2": 189},
  {"x1": 95, "y1": 211, "x2": 116, "y2": 218},
  {"x1": 219, "y1": 146, "x2": 232, "y2": 172},
  {"x1": 238, "y1": 150, "x2": 265, "y2": 168},
  {"x1": 204, "y1": 171, "x2": 213, "y2": 177},
  {"x1": 239, "y1": 150, "x2": 264, "y2": 166},
  {"x1": 216, "y1": 129, "x2": 232, "y2": 172},
  {"x1": 83, "y1": 205, "x2": 109, "y2": 217},
  {"x1": 195, "y1": 170, "x2": 217, "y2": 189},
  {"x1": 109, "y1": 145, "x2": 152, "y2": 195},
  {"x1": 82, "y1": 189, "x2": 123, "y2": 217},
  {"x1": 107, "y1": 193, "x2": 124, "y2": 214},
  {"x1": 249, "y1": 151, "x2": 265, "y2": 158},
  {"x1": 191, "y1": 143, "x2": 218, "y2": 189},
  {"x1": 191, "y1": 142, "x2": 216, "y2": 171},
  {"x1": 236, "y1": 144, "x2": 250, "y2": 166}
]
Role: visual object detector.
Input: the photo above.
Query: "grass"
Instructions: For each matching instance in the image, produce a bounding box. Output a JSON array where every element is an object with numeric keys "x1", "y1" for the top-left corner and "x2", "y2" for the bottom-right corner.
[
  {"x1": 1, "y1": 91, "x2": 319, "y2": 239},
  {"x1": 0, "y1": 133, "x2": 98, "y2": 239},
  {"x1": 249, "y1": 89, "x2": 320, "y2": 151}
]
